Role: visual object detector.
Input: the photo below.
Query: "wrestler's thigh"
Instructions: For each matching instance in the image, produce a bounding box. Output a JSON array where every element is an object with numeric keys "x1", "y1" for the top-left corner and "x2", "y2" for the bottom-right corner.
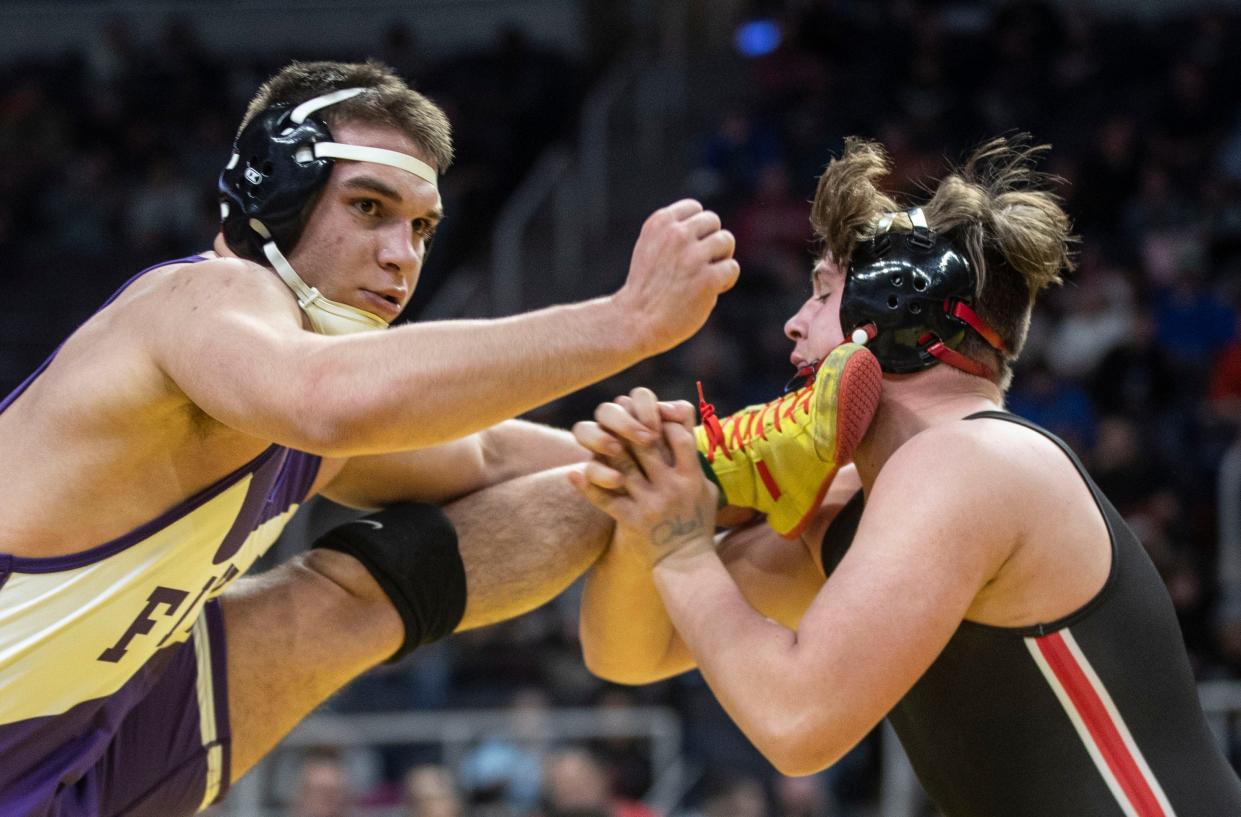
[{"x1": 220, "y1": 550, "x2": 402, "y2": 783}]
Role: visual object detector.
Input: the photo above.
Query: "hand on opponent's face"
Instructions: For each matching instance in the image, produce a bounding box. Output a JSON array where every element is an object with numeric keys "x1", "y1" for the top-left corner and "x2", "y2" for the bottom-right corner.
[{"x1": 570, "y1": 388, "x2": 719, "y2": 566}]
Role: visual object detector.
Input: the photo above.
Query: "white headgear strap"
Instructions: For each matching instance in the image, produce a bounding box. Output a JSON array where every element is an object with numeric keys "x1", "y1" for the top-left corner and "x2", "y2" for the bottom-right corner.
[
  {"x1": 261, "y1": 238, "x2": 388, "y2": 335},
  {"x1": 288, "y1": 87, "x2": 438, "y2": 187},
  {"x1": 875, "y1": 207, "x2": 928, "y2": 233}
]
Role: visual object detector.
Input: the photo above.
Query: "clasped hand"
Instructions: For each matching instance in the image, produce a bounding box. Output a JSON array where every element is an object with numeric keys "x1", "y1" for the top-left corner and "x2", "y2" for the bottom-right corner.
[{"x1": 569, "y1": 387, "x2": 719, "y2": 566}]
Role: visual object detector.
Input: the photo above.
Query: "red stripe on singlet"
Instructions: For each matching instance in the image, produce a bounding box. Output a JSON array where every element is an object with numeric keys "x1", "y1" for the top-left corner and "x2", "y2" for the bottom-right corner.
[{"x1": 1034, "y1": 632, "x2": 1169, "y2": 817}]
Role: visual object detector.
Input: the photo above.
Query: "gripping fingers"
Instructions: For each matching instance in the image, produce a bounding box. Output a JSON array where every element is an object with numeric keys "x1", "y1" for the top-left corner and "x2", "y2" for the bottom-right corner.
[
  {"x1": 568, "y1": 468, "x2": 636, "y2": 523},
  {"x1": 626, "y1": 426, "x2": 677, "y2": 483},
  {"x1": 595, "y1": 401, "x2": 656, "y2": 446},
  {"x1": 665, "y1": 423, "x2": 702, "y2": 474},
  {"x1": 658, "y1": 400, "x2": 696, "y2": 429},
  {"x1": 628, "y1": 387, "x2": 662, "y2": 432},
  {"x1": 666, "y1": 423, "x2": 721, "y2": 507},
  {"x1": 583, "y1": 459, "x2": 625, "y2": 491},
  {"x1": 572, "y1": 420, "x2": 624, "y2": 458}
]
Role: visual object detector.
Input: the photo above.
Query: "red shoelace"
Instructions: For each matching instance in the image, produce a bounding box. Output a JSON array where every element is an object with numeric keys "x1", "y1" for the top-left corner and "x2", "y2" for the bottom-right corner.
[{"x1": 697, "y1": 379, "x2": 816, "y2": 463}]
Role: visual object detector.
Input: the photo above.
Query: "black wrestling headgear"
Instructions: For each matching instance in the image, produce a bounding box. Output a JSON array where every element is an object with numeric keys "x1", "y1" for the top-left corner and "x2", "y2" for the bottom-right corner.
[
  {"x1": 839, "y1": 208, "x2": 1006, "y2": 378},
  {"x1": 218, "y1": 102, "x2": 335, "y2": 263}
]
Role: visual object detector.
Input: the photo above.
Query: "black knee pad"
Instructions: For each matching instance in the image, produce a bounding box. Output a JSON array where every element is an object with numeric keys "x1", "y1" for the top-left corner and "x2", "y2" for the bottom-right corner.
[{"x1": 312, "y1": 502, "x2": 466, "y2": 662}]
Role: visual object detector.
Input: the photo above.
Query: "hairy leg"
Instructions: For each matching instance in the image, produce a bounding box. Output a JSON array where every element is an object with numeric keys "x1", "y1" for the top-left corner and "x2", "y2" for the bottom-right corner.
[{"x1": 222, "y1": 465, "x2": 612, "y2": 781}]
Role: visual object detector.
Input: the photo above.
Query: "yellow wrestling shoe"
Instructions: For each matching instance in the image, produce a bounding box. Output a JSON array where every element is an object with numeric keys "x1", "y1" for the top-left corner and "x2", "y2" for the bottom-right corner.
[{"x1": 695, "y1": 342, "x2": 882, "y2": 538}]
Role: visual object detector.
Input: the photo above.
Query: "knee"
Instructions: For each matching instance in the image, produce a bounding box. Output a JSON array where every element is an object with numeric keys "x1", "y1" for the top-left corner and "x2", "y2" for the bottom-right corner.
[{"x1": 310, "y1": 503, "x2": 467, "y2": 663}]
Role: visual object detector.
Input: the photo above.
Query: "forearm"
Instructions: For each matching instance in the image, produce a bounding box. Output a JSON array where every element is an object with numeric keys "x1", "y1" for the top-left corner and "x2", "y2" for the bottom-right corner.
[
  {"x1": 480, "y1": 420, "x2": 589, "y2": 484},
  {"x1": 652, "y1": 548, "x2": 824, "y2": 773},
  {"x1": 312, "y1": 298, "x2": 649, "y2": 455},
  {"x1": 580, "y1": 543, "x2": 693, "y2": 684}
]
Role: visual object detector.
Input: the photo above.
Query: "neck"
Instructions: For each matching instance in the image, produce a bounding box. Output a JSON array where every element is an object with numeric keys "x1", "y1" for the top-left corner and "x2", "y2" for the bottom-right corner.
[
  {"x1": 852, "y1": 364, "x2": 1004, "y2": 493},
  {"x1": 211, "y1": 233, "x2": 234, "y2": 258}
]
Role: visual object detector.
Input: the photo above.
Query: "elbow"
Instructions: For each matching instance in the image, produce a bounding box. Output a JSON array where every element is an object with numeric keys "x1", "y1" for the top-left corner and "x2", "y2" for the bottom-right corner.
[
  {"x1": 752, "y1": 709, "x2": 842, "y2": 778},
  {"x1": 581, "y1": 645, "x2": 665, "y2": 687},
  {"x1": 762, "y1": 746, "x2": 835, "y2": 779},
  {"x1": 580, "y1": 629, "x2": 682, "y2": 686}
]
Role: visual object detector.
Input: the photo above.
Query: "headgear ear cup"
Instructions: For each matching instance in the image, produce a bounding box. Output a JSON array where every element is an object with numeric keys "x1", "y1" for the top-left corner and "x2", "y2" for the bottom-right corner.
[
  {"x1": 218, "y1": 104, "x2": 336, "y2": 263},
  {"x1": 838, "y1": 208, "x2": 1004, "y2": 376}
]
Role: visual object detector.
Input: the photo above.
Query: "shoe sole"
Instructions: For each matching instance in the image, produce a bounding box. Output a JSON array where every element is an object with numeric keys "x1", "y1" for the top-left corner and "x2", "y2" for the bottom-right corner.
[
  {"x1": 814, "y1": 343, "x2": 883, "y2": 464},
  {"x1": 783, "y1": 344, "x2": 882, "y2": 540}
]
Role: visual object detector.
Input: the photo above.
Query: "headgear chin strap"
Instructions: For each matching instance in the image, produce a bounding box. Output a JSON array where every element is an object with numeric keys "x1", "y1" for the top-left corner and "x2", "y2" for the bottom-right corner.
[
  {"x1": 256, "y1": 226, "x2": 389, "y2": 336},
  {"x1": 219, "y1": 87, "x2": 439, "y2": 336},
  {"x1": 839, "y1": 207, "x2": 1006, "y2": 378}
]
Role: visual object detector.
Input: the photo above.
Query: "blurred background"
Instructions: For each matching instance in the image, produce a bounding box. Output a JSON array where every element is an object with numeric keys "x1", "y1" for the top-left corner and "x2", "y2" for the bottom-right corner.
[{"x1": 4, "y1": 0, "x2": 1241, "y2": 815}]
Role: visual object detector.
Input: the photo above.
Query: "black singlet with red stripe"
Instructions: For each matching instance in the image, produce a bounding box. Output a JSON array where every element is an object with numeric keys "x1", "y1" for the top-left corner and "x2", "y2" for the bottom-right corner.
[{"x1": 820, "y1": 411, "x2": 1241, "y2": 817}]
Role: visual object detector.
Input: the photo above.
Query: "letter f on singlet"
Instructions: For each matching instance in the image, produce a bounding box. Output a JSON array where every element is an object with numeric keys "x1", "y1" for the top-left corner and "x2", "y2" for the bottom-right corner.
[{"x1": 98, "y1": 586, "x2": 190, "y2": 663}]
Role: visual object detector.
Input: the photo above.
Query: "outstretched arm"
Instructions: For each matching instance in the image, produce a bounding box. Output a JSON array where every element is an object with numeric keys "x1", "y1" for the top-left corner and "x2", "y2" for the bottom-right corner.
[{"x1": 147, "y1": 201, "x2": 738, "y2": 457}]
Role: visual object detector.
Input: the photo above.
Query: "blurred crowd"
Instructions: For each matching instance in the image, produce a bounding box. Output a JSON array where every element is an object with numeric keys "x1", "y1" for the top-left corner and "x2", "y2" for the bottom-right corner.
[
  {"x1": 6, "y1": 1, "x2": 1241, "y2": 816},
  {"x1": 0, "y1": 14, "x2": 581, "y2": 388}
]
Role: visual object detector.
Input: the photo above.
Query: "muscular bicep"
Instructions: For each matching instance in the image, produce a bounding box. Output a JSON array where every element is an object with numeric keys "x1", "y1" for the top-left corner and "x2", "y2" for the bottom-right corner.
[
  {"x1": 786, "y1": 431, "x2": 1019, "y2": 759},
  {"x1": 143, "y1": 259, "x2": 333, "y2": 449}
]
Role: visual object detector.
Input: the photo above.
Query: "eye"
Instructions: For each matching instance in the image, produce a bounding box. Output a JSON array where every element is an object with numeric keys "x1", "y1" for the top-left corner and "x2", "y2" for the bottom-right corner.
[
  {"x1": 412, "y1": 218, "x2": 438, "y2": 241},
  {"x1": 815, "y1": 291, "x2": 832, "y2": 304},
  {"x1": 354, "y1": 198, "x2": 380, "y2": 216}
]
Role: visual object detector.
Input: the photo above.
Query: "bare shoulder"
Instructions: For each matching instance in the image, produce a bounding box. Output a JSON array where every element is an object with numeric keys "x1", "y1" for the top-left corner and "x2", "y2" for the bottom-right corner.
[
  {"x1": 122, "y1": 256, "x2": 297, "y2": 325},
  {"x1": 861, "y1": 420, "x2": 1040, "y2": 564},
  {"x1": 879, "y1": 418, "x2": 1046, "y2": 499}
]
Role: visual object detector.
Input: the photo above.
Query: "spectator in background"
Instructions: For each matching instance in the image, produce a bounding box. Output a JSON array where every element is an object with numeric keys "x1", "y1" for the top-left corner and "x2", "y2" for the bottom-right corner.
[
  {"x1": 773, "y1": 774, "x2": 831, "y2": 817},
  {"x1": 291, "y1": 749, "x2": 355, "y2": 817},
  {"x1": 1209, "y1": 300, "x2": 1241, "y2": 427},
  {"x1": 1005, "y1": 357, "x2": 1099, "y2": 454},
  {"x1": 698, "y1": 774, "x2": 767, "y2": 817},
  {"x1": 403, "y1": 764, "x2": 463, "y2": 817},
  {"x1": 1152, "y1": 264, "x2": 1237, "y2": 375},
  {"x1": 541, "y1": 747, "x2": 660, "y2": 817},
  {"x1": 1089, "y1": 416, "x2": 1173, "y2": 517},
  {"x1": 731, "y1": 163, "x2": 814, "y2": 269},
  {"x1": 701, "y1": 109, "x2": 783, "y2": 204},
  {"x1": 460, "y1": 689, "x2": 552, "y2": 816},
  {"x1": 1042, "y1": 263, "x2": 1135, "y2": 381},
  {"x1": 1090, "y1": 311, "x2": 1180, "y2": 423},
  {"x1": 126, "y1": 154, "x2": 201, "y2": 256}
]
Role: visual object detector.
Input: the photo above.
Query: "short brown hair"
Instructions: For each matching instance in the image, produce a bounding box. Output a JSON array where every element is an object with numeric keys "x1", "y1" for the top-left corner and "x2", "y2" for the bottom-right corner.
[
  {"x1": 810, "y1": 135, "x2": 1075, "y2": 389},
  {"x1": 239, "y1": 60, "x2": 453, "y2": 173}
]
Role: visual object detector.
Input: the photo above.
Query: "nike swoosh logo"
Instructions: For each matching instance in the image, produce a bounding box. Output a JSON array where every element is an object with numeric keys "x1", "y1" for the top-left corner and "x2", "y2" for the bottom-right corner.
[{"x1": 357, "y1": 519, "x2": 384, "y2": 530}]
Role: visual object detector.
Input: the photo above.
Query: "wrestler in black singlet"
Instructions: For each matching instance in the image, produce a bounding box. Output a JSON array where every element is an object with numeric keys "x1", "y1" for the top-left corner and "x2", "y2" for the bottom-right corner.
[{"x1": 820, "y1": 411, "x2": 1241, "y2": 817}]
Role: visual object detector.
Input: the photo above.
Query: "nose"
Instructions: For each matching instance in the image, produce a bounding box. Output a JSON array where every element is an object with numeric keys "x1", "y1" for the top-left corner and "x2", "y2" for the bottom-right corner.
[
  {"x1": 785, "y1": 296, "x2": 814, "y2": 341},
  {"x1": 376, "y1": 222, "x2": 421, "y2": 278}
]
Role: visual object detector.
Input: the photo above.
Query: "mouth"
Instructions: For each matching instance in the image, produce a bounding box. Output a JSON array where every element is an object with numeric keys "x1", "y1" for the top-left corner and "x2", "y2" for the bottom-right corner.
[{"x1": 360, "y1": 289, "x2": 404, "y2": 319}]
